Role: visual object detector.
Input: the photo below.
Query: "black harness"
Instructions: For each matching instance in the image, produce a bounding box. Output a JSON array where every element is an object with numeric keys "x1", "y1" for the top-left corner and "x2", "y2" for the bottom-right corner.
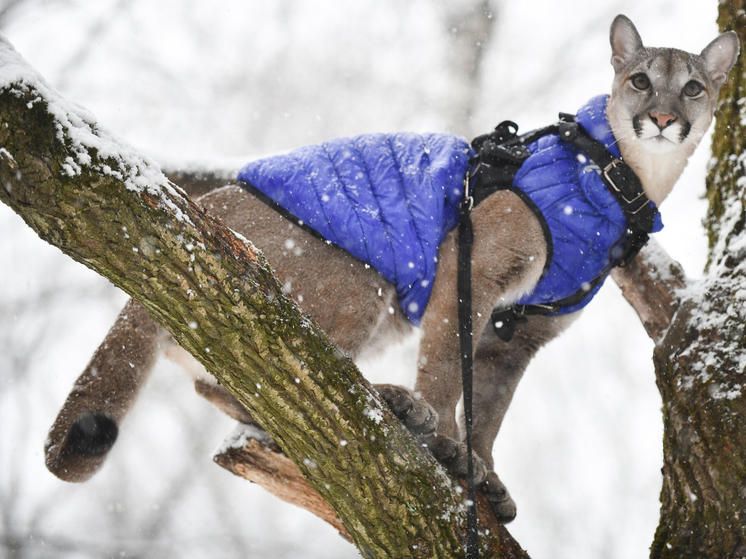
[
  {"x1": 458, "y1": 115, "x2": 655, "y2": 557},
  {"x1": 465, "y1": 114, "x2": 658, "y2": 343}
]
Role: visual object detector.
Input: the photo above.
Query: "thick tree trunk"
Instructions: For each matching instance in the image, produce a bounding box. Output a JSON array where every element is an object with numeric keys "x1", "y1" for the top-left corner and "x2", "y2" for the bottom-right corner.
[
  {"x1": 0, "y1": 36, "x2": 528, "y2": 558},
  {"x1": 646, "y1": 4, "x2": 746, "y2": 557}
]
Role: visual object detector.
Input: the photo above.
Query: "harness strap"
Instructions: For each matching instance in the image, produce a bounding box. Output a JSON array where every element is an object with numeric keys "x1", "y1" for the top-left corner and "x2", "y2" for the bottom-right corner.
[
  {"x1": 556, "y1": 114, "x2": 657, "y2": 234},
  {"x1": 469, "y1": 114, "x2": 658, "y2": 342},
  {"x1": 458, "y1": 180, "x2": 480, "y2": 558}
]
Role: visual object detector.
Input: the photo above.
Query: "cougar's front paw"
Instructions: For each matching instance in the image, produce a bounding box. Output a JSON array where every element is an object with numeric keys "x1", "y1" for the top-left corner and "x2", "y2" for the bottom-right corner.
[
  {"x1": 420, "y1": 434, "x2": 488, "y2": 486},
  {"x1": 482, "y1": 471, "x2": 517, "y2": 523},
  {"x1": 374, "y1": 383, "x2": 438, "y2": 436}
]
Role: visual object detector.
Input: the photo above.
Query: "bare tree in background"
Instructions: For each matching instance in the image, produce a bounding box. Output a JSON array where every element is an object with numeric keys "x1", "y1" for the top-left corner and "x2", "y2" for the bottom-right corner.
[{"x1": 438, "y1": 0, "x2": 498, "y2": 138}]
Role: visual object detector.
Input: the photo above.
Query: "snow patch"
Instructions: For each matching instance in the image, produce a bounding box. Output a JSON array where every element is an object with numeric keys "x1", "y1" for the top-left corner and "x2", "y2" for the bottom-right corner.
[
  {"x1": 640, "y1": 239, "x2": 678, "y2": 282},
  {"x1": 213, "y1": 423, "x2": 273, "y2": 456},
  {"x1": 679, "y1": 274, "x2": 746, "y2": 401},
  {"x1": 363, "y1": 406, "x2": 384, "y2": 425},
  {"x1": 0, "y1": 34, "x2": 192, "y2": 224},
  {"x1": 707, "y1": 383, "x2": 743, "y2": 401},
  {"x1": 0, "y1": 147, "x2": 15, "y2": 163}
]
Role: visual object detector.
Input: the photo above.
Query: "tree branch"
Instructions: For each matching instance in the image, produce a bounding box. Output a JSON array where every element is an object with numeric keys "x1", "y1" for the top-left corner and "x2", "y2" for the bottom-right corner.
[
  {"x1": 610, "y1": 238, "x2": 687, "y2": 343},
  {"x1": 647, "y1": 4, "x2": 746, "y2": 556},
  {"x1": 0, "y1": 35, "x2": 528, "y2": 558},
  {"x1": 212, "y1": 424, "x2": 522, "y2": 555},
  {"x1": 214, "y1": 425, "x2": 353, "y2": 541}
]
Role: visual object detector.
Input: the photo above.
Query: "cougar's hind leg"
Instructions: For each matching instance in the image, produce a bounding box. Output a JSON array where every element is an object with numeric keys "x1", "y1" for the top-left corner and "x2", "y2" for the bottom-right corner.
[
  {"x1": 193, "y1": 378, "x2": 258, "y2": 426},
  {"x1": 45, "y1": 298, "x2": 166, "y2": 482}
]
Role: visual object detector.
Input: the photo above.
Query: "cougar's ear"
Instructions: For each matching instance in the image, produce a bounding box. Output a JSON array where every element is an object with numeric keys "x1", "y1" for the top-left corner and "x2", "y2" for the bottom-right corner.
[
  {"x1": 610, "y1": 15, "x2": 644, "y2": 73},
  {"x1": 701, "y1": 31, "x2": 740, "y2": 90}
]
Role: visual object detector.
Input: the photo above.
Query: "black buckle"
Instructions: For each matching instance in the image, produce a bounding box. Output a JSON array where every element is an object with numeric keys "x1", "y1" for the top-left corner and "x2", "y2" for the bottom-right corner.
[
  {"x1": 480, "y1": 141, "x2": 530, "y2": 165},
  {"x1": 602, "y1": 160, "x2": 647, "y2": 211}
]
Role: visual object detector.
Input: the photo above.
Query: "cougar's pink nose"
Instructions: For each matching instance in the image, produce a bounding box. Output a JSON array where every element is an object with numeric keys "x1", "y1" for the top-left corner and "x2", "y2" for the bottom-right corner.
[{"x1": 650, "y1": 111, "x2": 676, "y2": 129}]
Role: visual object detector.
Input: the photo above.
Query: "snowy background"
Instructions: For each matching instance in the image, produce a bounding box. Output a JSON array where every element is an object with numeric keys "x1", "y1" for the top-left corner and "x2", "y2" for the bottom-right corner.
[{"x1": 0, "y1": 1, "x2": 724, "y2": 558}]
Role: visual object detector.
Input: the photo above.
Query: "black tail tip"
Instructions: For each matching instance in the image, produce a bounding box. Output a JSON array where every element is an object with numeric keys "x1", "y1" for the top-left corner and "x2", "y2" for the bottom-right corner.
[{"x1": 66, "y1": 413, "x2": 118, "y2": 457}]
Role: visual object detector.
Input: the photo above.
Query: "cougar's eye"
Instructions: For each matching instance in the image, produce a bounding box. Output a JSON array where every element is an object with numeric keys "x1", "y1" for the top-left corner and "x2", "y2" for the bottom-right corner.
[
  {"x1": 683, "y1": 80, "x2": 704, "y2": 98},
  {"x1": 630, "y1": 73, "x2": 650, "y2": 90}
]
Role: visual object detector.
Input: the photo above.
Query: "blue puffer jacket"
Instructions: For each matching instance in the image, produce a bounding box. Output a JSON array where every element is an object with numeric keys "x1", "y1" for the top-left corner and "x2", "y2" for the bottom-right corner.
[
  {"x1": 237, "y1": 133, "x2": 471, "y2": 325},
  {"x1": 236, "y1": 95, "x2": 662, "y2": 325},
  {"x1": 512, "y1": 94, "x2": 663, "y2": 313}
]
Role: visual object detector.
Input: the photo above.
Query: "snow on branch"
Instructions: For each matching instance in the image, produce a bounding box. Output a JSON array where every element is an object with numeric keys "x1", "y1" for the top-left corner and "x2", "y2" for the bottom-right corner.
[
  {"x1": 0, "y1": 33, "x2": 190, "y2": 222},
  {"x1": 611, "y1": 238, "x2": 687, "y2": 343}
]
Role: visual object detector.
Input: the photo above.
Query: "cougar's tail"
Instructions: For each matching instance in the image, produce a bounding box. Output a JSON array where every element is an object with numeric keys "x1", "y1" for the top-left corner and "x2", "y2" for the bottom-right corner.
[{"x1": 45, "y1": 298, "x2": 162, "y2": 482}]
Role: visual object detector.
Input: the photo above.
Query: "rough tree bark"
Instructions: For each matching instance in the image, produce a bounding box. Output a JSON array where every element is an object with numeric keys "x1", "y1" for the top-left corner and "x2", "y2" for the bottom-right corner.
[
  {"x1": 0, "y1": 36, "x2": 528, "y2": 558},
  {"x1": 647, "y1": 4, "x2": 746, "y2": 557},
  {"x1": 611, "y1": 3, "x2": 746, "y2": 557}
]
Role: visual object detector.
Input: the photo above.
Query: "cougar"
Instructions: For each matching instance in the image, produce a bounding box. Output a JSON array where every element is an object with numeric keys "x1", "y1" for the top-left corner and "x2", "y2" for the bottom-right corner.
[{"x1": 44, "y1": 15, "x2": 739, "y2": 523}]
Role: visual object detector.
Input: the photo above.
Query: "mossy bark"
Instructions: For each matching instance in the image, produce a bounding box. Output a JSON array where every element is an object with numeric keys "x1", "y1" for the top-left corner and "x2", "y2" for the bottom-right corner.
[
  {"x1": 650, "y1": 3, "x2": 746, "y2": 558},
  {"x1": 0, "y1": 42, "x2": 528, "y2": 558},
  {"x1": 706, "y1": 2, "x2": 746, "y2": 266}
]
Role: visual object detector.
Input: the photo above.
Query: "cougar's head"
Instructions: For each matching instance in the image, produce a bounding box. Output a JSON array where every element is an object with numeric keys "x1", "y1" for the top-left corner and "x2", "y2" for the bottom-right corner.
[{"x1": 607, "y1": 15, "x2": 739, "y2": 157}]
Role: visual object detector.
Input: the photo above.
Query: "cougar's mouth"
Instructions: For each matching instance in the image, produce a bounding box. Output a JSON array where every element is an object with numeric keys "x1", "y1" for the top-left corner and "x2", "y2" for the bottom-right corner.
[
  {"x1": 639, "y1": 134, "x2": 679, "y2": 154},
  {"x1": 632, "y1": 115, "x2": 685, "y2": 154}
]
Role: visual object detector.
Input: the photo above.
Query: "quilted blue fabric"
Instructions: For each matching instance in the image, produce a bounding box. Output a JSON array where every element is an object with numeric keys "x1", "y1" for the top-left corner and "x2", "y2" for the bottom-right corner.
[
  {"x1": 237, "y1": 133, "x2": 472, "y2": 324},
  {"x1": 236, "y1": 95, "x2": 663, "y2": 325},
  {"x1": 512, "y1": 94, "x2": 663, "y2": 314}
]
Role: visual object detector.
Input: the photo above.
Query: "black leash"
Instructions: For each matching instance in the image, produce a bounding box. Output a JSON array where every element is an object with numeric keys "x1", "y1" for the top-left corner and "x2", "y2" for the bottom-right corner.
[{"x1": 458, "y1": 173, "x2": 480, "y2": 558}]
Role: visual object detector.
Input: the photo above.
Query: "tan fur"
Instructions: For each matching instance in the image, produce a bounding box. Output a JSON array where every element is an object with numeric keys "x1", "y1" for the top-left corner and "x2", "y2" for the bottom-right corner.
[
  {"x1": 45, "y1": 299, "x2": 167, "y2": 481},
  {"x1": 607, "y1": 16, "x2": 739, "y2": 205},
  {"x1": 416, "y1": 190, "x2": 547, "y2": 439},
  {"x1": 44, "y1": 15, "x2": 739, "y2": 521}
]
